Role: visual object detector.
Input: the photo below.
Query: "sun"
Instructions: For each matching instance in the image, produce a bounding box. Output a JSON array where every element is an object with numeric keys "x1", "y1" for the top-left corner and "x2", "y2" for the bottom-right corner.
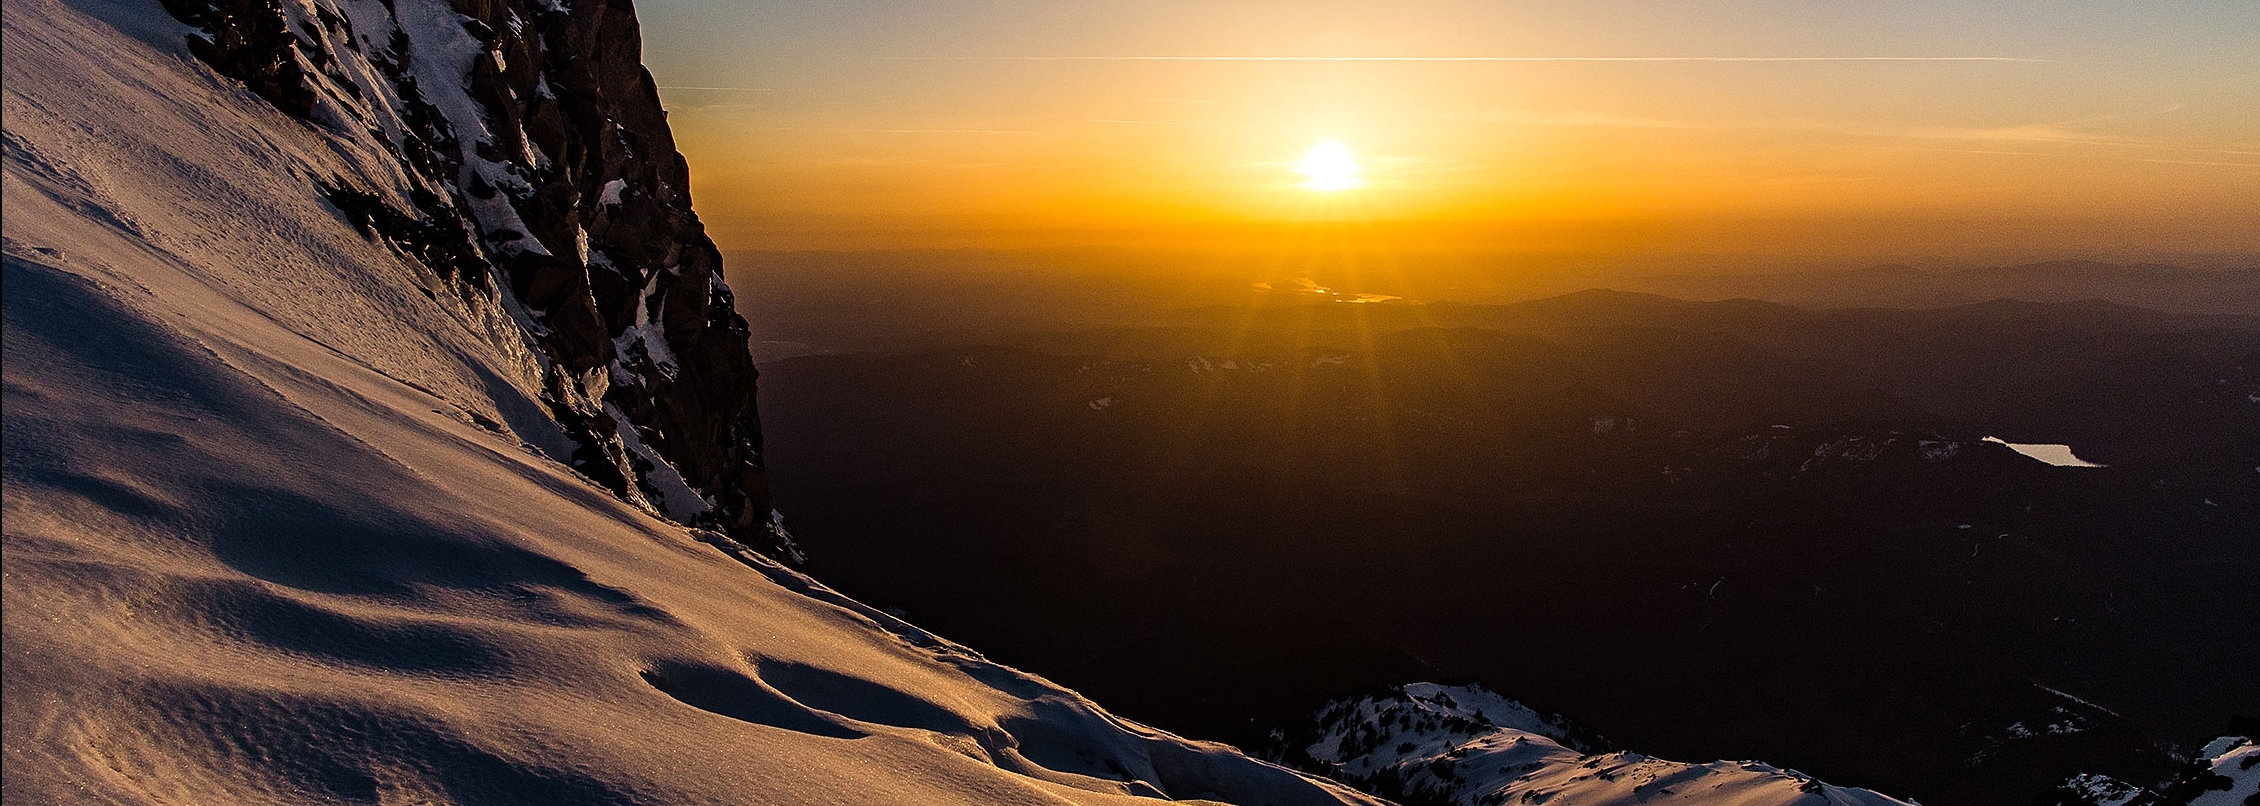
[{"x1": 1295, "y1": 140, "x2": 1363, "y2": 191}]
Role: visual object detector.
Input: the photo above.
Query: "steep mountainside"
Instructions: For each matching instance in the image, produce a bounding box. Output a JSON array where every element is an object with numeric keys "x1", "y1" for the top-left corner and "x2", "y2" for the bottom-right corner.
[
  {"x1": 144, "y1": 0, "x2": 776, "y2": 546},
  {"x1": 1, "y1": 0, "x2": 1386, "y2": 801}
]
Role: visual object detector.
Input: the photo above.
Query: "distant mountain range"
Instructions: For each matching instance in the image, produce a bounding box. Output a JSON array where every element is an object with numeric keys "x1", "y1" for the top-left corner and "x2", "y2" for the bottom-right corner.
[{"x1": 1622, "y1": 260, "x2": 2260, "y2": 315}]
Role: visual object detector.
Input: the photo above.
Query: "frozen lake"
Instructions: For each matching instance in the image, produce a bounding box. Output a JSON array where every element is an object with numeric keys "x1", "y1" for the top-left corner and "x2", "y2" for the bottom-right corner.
[{"x1": 1984, "y1": 437, "x2": 2106, "y2": 468}]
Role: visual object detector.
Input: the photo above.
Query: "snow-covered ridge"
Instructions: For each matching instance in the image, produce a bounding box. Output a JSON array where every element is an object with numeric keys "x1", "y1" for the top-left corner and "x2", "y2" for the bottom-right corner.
[{"x1": 1268, "y1": 684, "x2": 1917, "y2": 806}]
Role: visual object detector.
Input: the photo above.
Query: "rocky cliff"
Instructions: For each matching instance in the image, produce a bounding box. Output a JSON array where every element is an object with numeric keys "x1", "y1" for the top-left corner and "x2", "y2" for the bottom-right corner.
[{"x1": 156, "y1": 0, "x2": 784, "y2": 554}]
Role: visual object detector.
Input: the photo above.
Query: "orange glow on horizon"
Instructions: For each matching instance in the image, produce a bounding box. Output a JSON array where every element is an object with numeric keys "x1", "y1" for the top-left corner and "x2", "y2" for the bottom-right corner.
[{"x1": 655, "y1": 30, "x2": 2260, "y2": 258}]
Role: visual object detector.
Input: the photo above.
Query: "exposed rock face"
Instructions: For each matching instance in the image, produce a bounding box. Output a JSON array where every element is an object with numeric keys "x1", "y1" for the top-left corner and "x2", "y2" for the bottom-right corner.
[{"x1": 159, "y1": 0, "x2": 784, "y2": 555}]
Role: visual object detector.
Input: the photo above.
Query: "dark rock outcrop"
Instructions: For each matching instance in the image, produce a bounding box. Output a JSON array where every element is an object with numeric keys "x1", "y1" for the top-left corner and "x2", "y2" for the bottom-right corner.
[
  {"x1": 159, "y1": 0, "x2": 317, "y2": 117},
  {"x1": 161, "y1": 0, "x2": 782, "y2": 555}
]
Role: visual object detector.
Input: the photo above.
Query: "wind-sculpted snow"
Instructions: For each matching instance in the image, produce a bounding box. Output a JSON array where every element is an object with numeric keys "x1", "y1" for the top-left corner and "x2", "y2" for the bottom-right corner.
[
  {"x1": 0, "y1": 0, "x2": 1387, "y2": 802},
  {"x1": 1269, "y1": 684, "x2": 1917, "y2": 806}
]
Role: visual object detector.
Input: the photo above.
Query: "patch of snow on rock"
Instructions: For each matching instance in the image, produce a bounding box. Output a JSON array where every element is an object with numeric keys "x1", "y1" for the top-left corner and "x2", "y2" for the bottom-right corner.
[{"x1": 1275, "y1": 683, "x2": 1917, "y2": 806}]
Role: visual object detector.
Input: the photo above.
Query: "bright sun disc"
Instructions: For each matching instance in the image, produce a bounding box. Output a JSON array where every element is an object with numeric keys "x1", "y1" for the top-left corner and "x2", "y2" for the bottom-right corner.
[{"x1": 1295, "y1": 140, "x2": 1362, "y2": 191}]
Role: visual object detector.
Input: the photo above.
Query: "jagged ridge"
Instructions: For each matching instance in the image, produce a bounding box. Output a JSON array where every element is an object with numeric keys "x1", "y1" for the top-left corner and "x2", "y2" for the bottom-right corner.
[{"x1": 157, "y1": 0, "x2": 782, "y2": 553}]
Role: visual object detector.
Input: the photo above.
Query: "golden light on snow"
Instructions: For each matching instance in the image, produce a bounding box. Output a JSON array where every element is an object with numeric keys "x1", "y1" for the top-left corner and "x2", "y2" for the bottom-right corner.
[{"x1": 1294, "y1": 140, "x2": 1363, "y2": 192}]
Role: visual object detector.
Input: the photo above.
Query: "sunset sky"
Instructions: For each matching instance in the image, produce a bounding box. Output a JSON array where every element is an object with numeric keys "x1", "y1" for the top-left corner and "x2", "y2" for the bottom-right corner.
[{"x1": 636, "y1": 0, "x2": 2259, "y2": 261}]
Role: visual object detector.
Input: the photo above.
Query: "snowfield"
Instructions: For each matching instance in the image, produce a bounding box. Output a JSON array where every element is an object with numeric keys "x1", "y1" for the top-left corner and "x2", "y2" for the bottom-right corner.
[{"x1": 0, "y1": 0, "x2": 1384, "y2": 801}]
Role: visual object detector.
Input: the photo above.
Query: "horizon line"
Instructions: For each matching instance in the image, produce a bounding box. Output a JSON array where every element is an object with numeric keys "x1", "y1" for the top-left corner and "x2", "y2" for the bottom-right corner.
[{"x1": 872, "y1": 55, "x2": 2047, "y2": 63}]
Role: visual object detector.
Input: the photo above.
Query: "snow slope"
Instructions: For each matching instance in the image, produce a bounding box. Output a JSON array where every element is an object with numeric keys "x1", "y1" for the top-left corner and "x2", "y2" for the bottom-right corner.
[
  {"x1": 1273, "y1": 685, "x2": 1917, "y2": 806},
  {"x1": 0, "y1": 0, "x2": 1385, "y2": 802}
]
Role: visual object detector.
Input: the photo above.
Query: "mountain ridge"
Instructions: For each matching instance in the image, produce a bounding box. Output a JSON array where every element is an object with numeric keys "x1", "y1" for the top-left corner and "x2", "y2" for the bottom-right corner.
[{"x1": 147, "y1": 0, "x2": 778, "y2": 546}]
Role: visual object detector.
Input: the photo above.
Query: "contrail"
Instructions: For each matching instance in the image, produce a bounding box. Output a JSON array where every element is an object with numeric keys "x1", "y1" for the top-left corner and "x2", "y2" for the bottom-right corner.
[
  {"x1": 875, "y1": 55, "x2": 2044, "y2": 63},
  {"x1": 1087, "y1": 118, "x2": 1280, "y2": 129}
]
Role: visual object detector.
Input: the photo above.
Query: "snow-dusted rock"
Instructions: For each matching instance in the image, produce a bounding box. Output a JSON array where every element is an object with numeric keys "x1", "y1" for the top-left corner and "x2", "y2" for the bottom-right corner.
[
  {"x1": 123, "y1": 0, "x2": 776, "y2": 546},
  {"x1": 1270, "y1": 684, "x2": 1917, "y2": 806},
  {"x1": 2043, "y1": 736, "x2": 2259, "y2": 806}
]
